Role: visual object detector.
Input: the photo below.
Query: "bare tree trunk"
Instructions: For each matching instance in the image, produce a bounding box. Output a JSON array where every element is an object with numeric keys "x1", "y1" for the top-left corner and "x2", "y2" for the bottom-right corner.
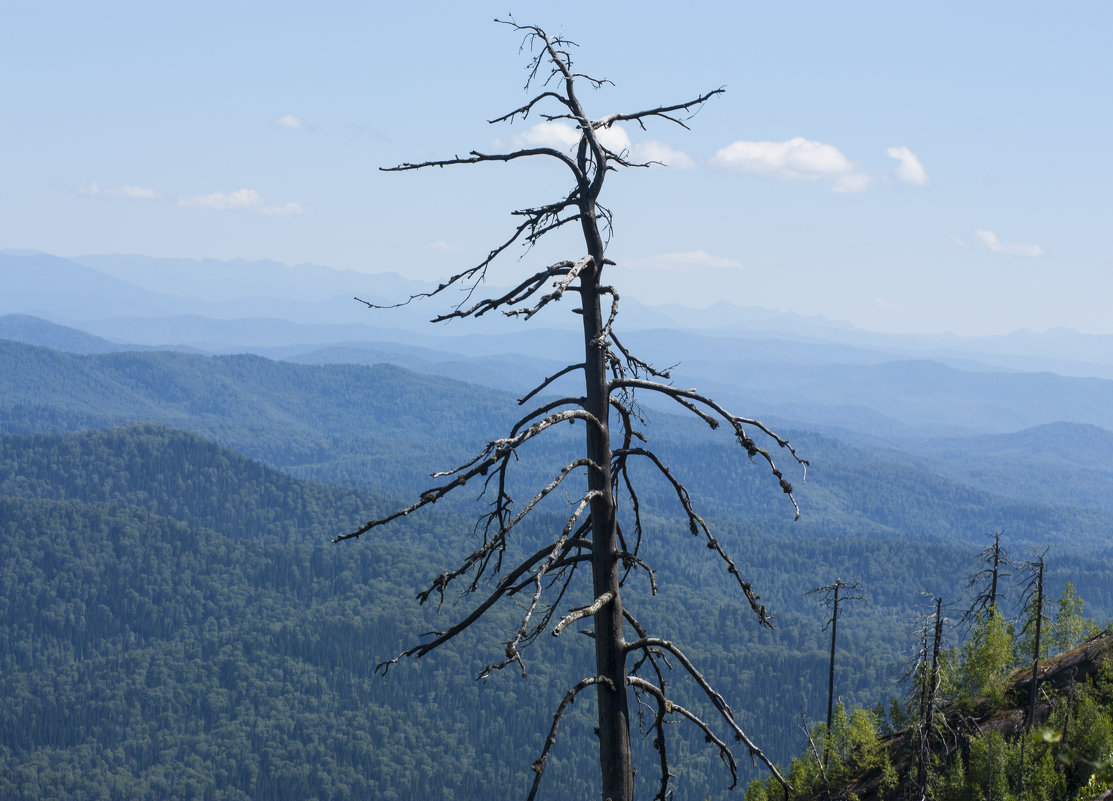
[
  {"x1": 1025, "y1": 558, "x2": 1045, "y2": 733},
  {"x1": 917, "y1": 597, "x2": 944, "y2": 799},
  {"x1": 825, "y1": 581, "x2": 840, "y2": 752},
  {"x1": 580, "y1": 239, "x2": 633, "y2": 799}
]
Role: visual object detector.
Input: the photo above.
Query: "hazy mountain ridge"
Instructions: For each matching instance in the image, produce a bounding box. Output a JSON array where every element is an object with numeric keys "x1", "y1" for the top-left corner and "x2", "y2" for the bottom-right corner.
[
  {"x1": 3, "y1": 338, "x2": 1112, "y2": 548},
  {"x1": 4, "y1": 251, "x2": 1113, "y2": 378}
]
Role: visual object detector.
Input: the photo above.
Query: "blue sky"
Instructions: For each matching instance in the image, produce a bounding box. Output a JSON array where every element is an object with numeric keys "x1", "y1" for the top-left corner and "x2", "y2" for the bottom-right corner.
[{"x1": 4, "y1": 2, "x2": 1111, "y2": 336}]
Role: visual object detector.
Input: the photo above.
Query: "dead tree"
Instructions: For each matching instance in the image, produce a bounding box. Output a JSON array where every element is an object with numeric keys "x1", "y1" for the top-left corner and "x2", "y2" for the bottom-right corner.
[
  {"x1": 1019, "y1": 549, "x2": 1048, "y2": 732},
  {"x1": 905, "y1": 594, "x2": 946, "y2": 800},
  {"x1": 1017, "y1": 548, "x2": 1047, "y2": 785},
  {"x1": 807, "y1": 578, "x2": 864, "y2": 768},
  {"x1": 964, "y1": 530, "x2": 1010, "y2": 624},
  {"x1": 335, "y1": 19, "x2": 807, "y2": 801}
]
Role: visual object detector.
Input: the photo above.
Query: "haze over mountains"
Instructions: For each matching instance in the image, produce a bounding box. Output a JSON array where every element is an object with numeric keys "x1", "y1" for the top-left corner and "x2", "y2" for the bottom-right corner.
[
  {"x1": 5, "y1": 249, "x2": 1113, "y2": 382},
  {"x1": 3, "y1": 249, "x2": 1113, "y2": 800},
  {"x1": 5, "y1": 249, "x2": 1113, "y2": 509}
]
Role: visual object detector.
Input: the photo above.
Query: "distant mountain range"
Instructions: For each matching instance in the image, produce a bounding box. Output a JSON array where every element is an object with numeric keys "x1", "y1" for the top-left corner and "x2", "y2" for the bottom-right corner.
[{"x1": 4, "y1": 249, "x2": 1113, "y2": 378}]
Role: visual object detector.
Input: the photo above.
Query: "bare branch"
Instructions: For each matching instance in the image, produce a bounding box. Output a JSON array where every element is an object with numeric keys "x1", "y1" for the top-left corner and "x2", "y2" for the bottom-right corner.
[
  {"x1": 626, "y1": 637, "x2": 791, "y2": 793},
  {"x1": 615, "y1": 446, "x2": 772, "y2": 626},
  {"x1": 506, "y1": 255, "x2": 594, "y2": 320},
  {"x1": 421, "y1": 458, "x2": 596, "y2": 605},
  {"x1": 518, "y1": 363, "x2": 586, "y2": 406},
  {"x1": 612, "y1": 377, "x2": 808, "y2": 517},
  {"x1": 595, "y1": 88, "x2": 726, "y2": 131},
  {"x1": 526, "y1": 676, "x2": 610, "y2": 801},
  {"x1": 553, "y1": 590, "x2": 615, "y2": 637},
  {"x1": 628, "y1": 676, "x2": 739, "y2": 799},
  {"x1": 336, "y1": 408, "x2": 602, "y2": 543},
  {"x1": 376, "y1": 539, "x2": 580, "y2": 674},
  {"x1": 382, "y1": 147, "x2": 581, "y2": 178},
  {"x1": 488, "y1": 90, "x2": 574, "y2": 124},
  {"x1": 480, "y1": 490, "x2": 601, "y2": 679}
]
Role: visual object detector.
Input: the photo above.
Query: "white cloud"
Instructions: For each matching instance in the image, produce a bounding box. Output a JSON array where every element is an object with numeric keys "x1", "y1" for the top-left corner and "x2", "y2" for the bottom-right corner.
[
  {"x1": 644, "y1": 249, "x2": 744, "y2": 271},
  {"x1": 427, "y1": 240, "x2": 453, "y2": 251},
  {"x1": 180, "y1": 188, "x2": 262, "y2": 210},
  {"x1": 712, "y1": 137, "x2": 869, "y2": 192},
  {"x1": 78, "y1": 182, "x2": 157, "y2": 199},
  {"x1": 633, "y1": 140, "x2": 695, "y2": 169},
  {"x1": 976, "y1": 229, "x2": 1044, "y2": 257},
  {"x1": 510, "y1": 121, "x2": 581, "y2": 150},
  {"x1": 508, "y1": 122, "x2": 693, "y2": 168},
  {"x1": 886, "y1": 146, "x2": 928, "y2": 185},
  {"x1": 273, "y1": 113, "x2": 308, "y2": 130}
]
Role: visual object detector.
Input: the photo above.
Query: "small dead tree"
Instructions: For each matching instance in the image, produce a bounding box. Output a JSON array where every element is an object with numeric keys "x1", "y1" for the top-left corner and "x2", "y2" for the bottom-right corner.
[
  {"x1": 905, "y1": 593, "x2": 947, "y2": 800},
  {"x1": 335, "y1": 19, "x2": 806, "y2": 801},
  {"x1": 1017, "y1": 548, "x2": 1048, "y2": 785},
  {"x1": 1019, "y1": 548, "x2": 1048, "y2": 733},
  {"x1": 964, "y1": 530, "x2": 1010, "y2": 624},
  {"x1": 807, "y1": 578, "x2": 864, "y2": 768}
]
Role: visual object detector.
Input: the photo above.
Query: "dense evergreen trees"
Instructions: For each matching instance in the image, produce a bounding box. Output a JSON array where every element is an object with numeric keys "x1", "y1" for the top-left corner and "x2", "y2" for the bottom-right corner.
[{"x1": 2, "y1": 425, "x2": 1111, "y2": 799}]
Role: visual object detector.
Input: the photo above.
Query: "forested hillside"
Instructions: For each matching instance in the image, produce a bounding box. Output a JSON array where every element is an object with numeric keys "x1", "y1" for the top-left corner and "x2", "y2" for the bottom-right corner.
[
  {"x1": 2, "y1": 424, "x2": 1111, "y2": 800},
  {"x1": 4, "y1": 339, "x2": 1112, "y2": 548}
]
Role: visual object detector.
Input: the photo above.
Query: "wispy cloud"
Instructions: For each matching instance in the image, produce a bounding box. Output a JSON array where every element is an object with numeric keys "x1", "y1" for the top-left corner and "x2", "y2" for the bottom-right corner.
[
  {"x1": 179, "y1": 188, "x2": 303, "y2": 216},
  {"x1": 712, "y1": 137, "x2": 869, "y2": 193},
  {"x1": 506, "y1": 122, "x2": 694, "y2": 168},
  {"x1": 272, "y1": 113, "x2": 309, "y2": 130},
  {"x1": 180, "y1": 188, "x2": 262, "y2": 210},
  {"x1": 976, "y1": 229, "x2": 1044, "y2": 257},
  {"x1": 78, "y1": 182, "x2": 158, "y2": 199},
  {"x1": 640, "y1": 249, "x2": 744, "y2": 271},
  {"x1": 886, "y1": 146, "x2": 928, "y2": 185}
]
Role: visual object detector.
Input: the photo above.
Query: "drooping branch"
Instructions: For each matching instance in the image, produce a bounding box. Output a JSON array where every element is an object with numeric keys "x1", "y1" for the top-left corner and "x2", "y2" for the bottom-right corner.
[
  {"x1": 611, "y1": 377, "x2": 808, "y2": 516},
  {"x1": 526, "y1": 676, "x2": 611, "y2": 801},
  {"x1": 355, "y1": 195, "x2": 582, "y2": 318},
  {"x1": 628, "y1": 676, "x2": 739, "y2": 800},
  {"x1": 616, "y1": 445, "x2": 772, "y2": 625},
  {"x1": 376, "y1": 538, "x2": 586, "y2": 675},
  {"x1": 626, "y1": 636, "x2": 791, "y2": 793}
]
